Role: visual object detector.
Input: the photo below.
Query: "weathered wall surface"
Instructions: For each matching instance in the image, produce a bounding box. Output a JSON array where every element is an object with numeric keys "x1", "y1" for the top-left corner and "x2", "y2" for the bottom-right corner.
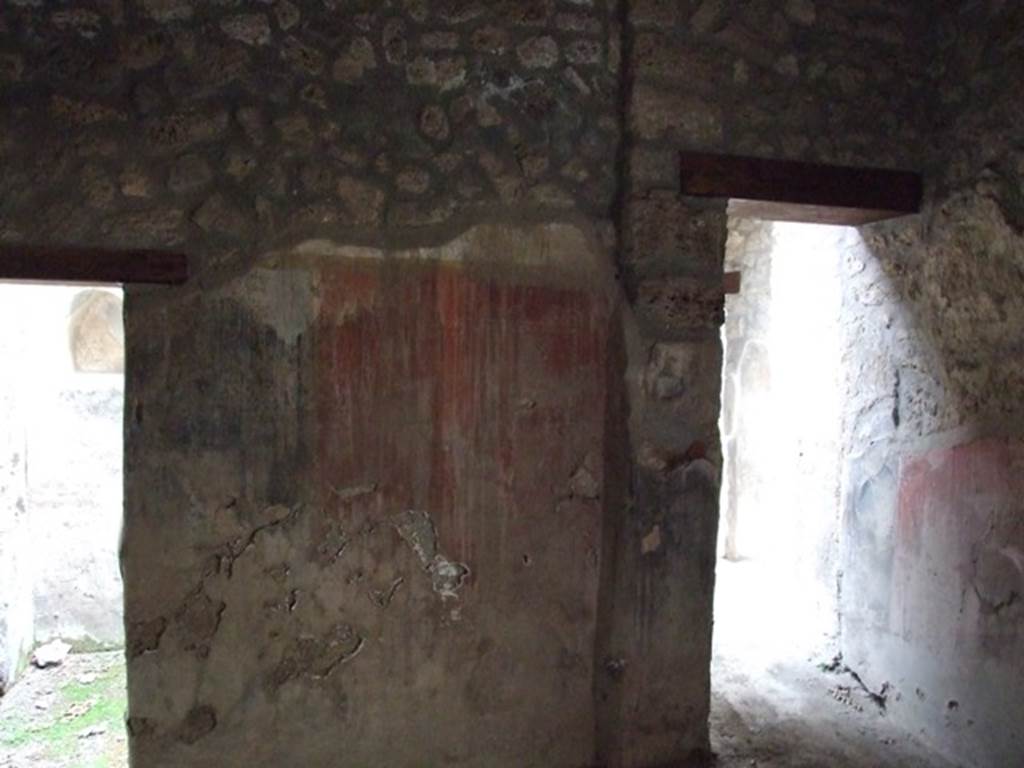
[
  {"x1": 0, "y1": 284, "x2": 125, "y2": 663},
  {"x1": 718, "y1": 178, "x2": 1024, "y2": 768},
  {"x1": 2, "y1": 0, "x2": 1020, "y2": 766},
  {"x1": 123, "y1": 223, "x2": 621, "y2": 767},
  {"x1": 0, "y1": 0, "x2": 739, "y2": 764},
  {"x1": 836, "y1": 5, "x2": 1024, "y2": 766},
  {"x1": 0, "y1": 0, "x2": 620, "y2": 259},
  {"x1": 616, "y1": 2, "x2": 933, "y2": 762}
]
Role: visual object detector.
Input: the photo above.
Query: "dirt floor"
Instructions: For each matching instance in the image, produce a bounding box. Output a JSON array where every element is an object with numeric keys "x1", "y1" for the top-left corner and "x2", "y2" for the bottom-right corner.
[
  {"x1": 0, "y1": 651, "x2": 127, "y2": 768},
  {"x1": 711, "y1": 655, "x2": 965, "y2": 768},
  {"x1": 0, "y1": 608, "x2": 963, "y2": 768},
  {"x1": 711, "y1": 557, "x2": 964, "y2": 768}
]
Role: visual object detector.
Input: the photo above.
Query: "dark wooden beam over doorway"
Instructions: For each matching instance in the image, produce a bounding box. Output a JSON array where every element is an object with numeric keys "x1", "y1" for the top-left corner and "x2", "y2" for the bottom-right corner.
[
  {"x1": 0, "y1": 245, "x2": 189, "y2": 285},
  {"x1": 679, "y1": 152, "x2": 923, "y2": 226}
]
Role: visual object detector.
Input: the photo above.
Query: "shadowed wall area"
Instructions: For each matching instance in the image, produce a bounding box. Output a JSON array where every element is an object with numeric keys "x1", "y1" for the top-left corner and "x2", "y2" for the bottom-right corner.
[{"x1": 0, "y1": 1, "x2": 1022, "y2": 767}]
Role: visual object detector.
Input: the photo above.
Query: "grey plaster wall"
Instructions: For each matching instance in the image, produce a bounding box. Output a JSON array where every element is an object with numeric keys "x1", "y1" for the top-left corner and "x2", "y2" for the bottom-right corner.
[{"x1": 123, "y1": 223, "x2": 627, "y2": 767}]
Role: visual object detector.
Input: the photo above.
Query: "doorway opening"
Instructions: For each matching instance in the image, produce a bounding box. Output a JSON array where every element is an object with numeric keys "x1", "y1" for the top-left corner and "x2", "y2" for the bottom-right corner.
[
  {"x1": 0, "y1": 283, "x2": 128, "y2": 768},
  {"x1": 710, "y1": 218, "x2": 956, "y2": 767}
]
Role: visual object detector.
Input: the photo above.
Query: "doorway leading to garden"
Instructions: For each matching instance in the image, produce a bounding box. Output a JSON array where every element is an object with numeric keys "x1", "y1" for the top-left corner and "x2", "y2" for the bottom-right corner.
[
  {"x1": 0, "y1": 283, "x2": 127, "y2": 768},
  {"x1": 710, "y1": 219, "x2": 959, "y2": 767}
]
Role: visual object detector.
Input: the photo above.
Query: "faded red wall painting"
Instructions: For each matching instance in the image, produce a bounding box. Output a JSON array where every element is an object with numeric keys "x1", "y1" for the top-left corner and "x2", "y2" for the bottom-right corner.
[
  {"x1": 895, "y1": 437, "x2": 1024, "y2": 657},
  {"x1": 307, "y1": 259, "x2": 611, "y2": 762}
]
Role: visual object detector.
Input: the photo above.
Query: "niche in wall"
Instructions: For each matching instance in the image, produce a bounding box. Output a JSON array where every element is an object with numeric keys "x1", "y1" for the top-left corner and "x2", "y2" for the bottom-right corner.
[{"x1": 69, "y1": 289, "x2": 124, "y2": 374}]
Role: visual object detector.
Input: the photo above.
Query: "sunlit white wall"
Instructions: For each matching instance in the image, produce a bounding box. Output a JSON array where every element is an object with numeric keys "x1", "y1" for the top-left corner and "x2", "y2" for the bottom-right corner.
[
  {"x1": 717, "y1": 220, "x2": 863, "y2": 664},
  {"x1": 0, "y1": 283, "x2": 124, "y2": 653},
  {"x1": 0, "y1": 292, "x2": 33, "y2": 688}
]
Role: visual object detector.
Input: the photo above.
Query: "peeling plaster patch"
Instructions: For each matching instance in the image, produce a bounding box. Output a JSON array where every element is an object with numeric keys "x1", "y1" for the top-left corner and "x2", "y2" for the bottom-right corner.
[
  {"x1": 392, "y1": 509, "x2": 470, "y2": 600},
  {"x1": 220, "y1": 504, "x2": 300, "y2": 577},
  {"x1": 264, "y1": 563, "x2": 290, "y2": 584},
  {"x1": 232, "y1": 268, "x2": 315, "y2": 346},
  {"x1": 178, "y1": 705, "x2": 217, "y2": 745},
  {"x1": 972, "y1": 531, "x2": 1024, "y2": 617},
  {"x1": 641, "y1": 525, "x2": 663, "y2": 554},
  {"x1": 267, "y1": 624, "x2": 365, "y2": 691},
  {"x1": 127, "y1": 616, "x2": 168, "y2": 658},
  {"x1": 176, "y1": 588, "x2": 226, "y2": 659},
  {"x1": 393, "y1": 509, "x2": 438, "y2": 565},
  {"x1": 643, "y1": 343, "x2": 694, "y2": 401},
  {"x1": 279, "y1": 222, "x2": 609, "y2": 286},
  {"x1": 368, "y1": 577, "x2": 404, "y2": 608},
  {"x1": 430, "y1": 556, "x2": 470, "y2": 600},
  {"x1": 313, "y1": 523, "x2": 350, "y2": 567},
  {"x1": 568, "y1": 455, "x2": 600, "y2": 499},
  {"x1": 329, "y1": 482, "x2": 378, "y2": 501}
]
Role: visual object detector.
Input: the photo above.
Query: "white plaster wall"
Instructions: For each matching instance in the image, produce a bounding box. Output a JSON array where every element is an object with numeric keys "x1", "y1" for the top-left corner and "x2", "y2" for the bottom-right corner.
[
  {"x1": 0, "y1": 311, "x2": 33, "y2": 691},
  {"x1": 0, "y1": 283, "x2": 124, "y2": 656}
]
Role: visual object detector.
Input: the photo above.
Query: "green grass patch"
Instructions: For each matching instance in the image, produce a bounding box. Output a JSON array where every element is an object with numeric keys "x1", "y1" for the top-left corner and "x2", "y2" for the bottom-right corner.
[{"x1": 0, "y1": 655, "x2": 127, "y2": 764}]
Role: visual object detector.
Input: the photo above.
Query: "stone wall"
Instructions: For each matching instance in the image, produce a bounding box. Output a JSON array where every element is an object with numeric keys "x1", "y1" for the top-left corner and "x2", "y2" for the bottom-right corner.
[
  {"x1": 0, "y1": 2, "x2": 649, "y2": 764},
  {"x1": 614, "y1": 2, "x2": 935, "y2": 762},
  {"x1": 0, "y1": 0, "x2": 620, "y2": 260},
  {"x1": 837, "y1": 5, "x2": 1024, "y2": 762}
]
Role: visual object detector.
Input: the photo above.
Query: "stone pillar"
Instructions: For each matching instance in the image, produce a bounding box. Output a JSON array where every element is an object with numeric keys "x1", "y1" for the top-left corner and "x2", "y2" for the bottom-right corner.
[
  {"x1": 594, "y1": 192, "x2": 728, "y2": 766},
  {"x1": 122, "y1": 223, "x2": 622, "y2": 768}
]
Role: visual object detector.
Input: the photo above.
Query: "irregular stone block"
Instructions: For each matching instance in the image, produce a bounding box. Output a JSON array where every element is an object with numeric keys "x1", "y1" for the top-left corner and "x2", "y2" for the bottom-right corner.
[
  {"x1": 274, "y1": 1, "x2": 300, "y2": 31},
  {"x1": 141, "y1": 0, "x2": 193, "y2": 23},
  {"x1": 517, "y1": 36, "x2": 560, "y2": 69},
  {"x1": 631, "y1": 0, "x2": 682, "y2": 28},
  {"x1": 192, "y1": 193, "x2": 250, "y2": 239},
  {"x1": 635, "y1": 276, "x2": 725, "y2": 336},
  {"x1": 101, "y1": 208, "x2": 187, "y2": 247},
  {"x1": 418, "y1": 104, "x2": 451, "y2": 142},
  {"x1": 144, "y1": 110, "x2": 230, "y2": 154},
  {"x1": 406, "y1": 55, "x2": 467, "y2": 90},
  {"x1": 336, "y1": 176, "x2": 387, "y2": 226},
  {"x1": 168, "y1": 153, "x2": 213, "y2": 194},
  {"x1": 632, "y1": 31, "x2": 722, "y2": 84},
  {"x1": 630, "y1": 84, "x2": 723, "y2": 145},
  {"x1": 333, "y1": 37, "x2": 377, "y2": 83},
  {"x1": 280, "y1": 35, "x2": 325, "y2": 76},
  {"x1": 625, "y1": 194, "x2": 727, "y2": 274}
]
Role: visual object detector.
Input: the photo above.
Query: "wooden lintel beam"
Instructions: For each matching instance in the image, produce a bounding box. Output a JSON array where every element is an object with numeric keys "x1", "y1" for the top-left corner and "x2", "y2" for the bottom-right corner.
[
  {"x1": 680, "y1": 152, "x2": 923, "y2": 226},
  {"x1": 0, "y1": 245, "x2": 189, "y2": 285}
]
